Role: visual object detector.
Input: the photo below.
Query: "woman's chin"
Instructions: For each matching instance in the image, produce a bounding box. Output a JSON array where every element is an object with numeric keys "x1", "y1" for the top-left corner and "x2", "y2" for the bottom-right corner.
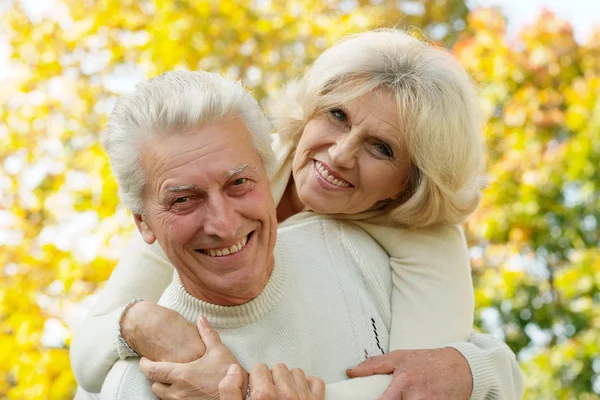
[{"x1": 304, "y1": 200, "x2": 346, "y2": 215}]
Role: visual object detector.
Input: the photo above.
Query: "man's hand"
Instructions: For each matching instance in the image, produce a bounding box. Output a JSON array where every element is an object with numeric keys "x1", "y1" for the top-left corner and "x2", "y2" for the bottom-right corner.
[
  {"x1": 140, "y1": 316, "x2": 247, "y2": 400},
  {"x1": 346, "y1": 348, "x2": 473, "y2": 400},
  {"x1": 219, "y1": 363, "x2": 325, "y2": 400},
  {"x1": 218, "y1": 364, "x2": 246, "y2": 400}
]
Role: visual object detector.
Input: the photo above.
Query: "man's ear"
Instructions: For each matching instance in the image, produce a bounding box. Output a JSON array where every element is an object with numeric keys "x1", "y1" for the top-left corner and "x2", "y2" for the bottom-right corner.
[{"x1": 134, "y1": 213, "x2": 157, "y2": 244}]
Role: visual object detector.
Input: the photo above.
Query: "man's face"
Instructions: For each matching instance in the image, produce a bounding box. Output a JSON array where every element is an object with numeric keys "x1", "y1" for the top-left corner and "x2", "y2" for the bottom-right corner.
[{"x1": 135, "y1": 118, "x2": 277, "y2": 305}]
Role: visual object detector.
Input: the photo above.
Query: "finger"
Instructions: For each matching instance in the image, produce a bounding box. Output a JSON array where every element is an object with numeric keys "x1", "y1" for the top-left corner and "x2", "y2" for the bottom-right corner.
[
  {"x1": 250, "y1": 363, "x2": 275, "y2": 398},
  {"x1": 378, "y1": 373, "x2": 406, "y2": 400},
  {"x1": 196, "y1": 315, "x2": 223, "y2": 348},
  {"x1": 139, "y1": 357, "x2": 176, "y2": 384},
  {"x1": 346, "y1": 354, "x2": 395, "y2": 378},
  {"x1": 219, "y1": 364, "x2": 244, "y2": 400},
  {"x1": 271, "y1": 363, "x2": 297, "y2": 399},
  {"x1": 151, "y1": 381, "x2": 173, "y2": 399},
  {"x1": 307, "y1": 376, "x2": 325, "y2": 399},
  {"x1": 290, "y1": 368, "x2": 311, "y2": 395}
]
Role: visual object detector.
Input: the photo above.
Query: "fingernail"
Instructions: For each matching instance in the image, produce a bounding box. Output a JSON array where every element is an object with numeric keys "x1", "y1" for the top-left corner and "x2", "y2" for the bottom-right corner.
[
  {"x1": 227, "y1": 364, "x2": 239, "y2": 375},
  {"x1": 200, "y1": 315, "x2": 209, "y2": 326}
]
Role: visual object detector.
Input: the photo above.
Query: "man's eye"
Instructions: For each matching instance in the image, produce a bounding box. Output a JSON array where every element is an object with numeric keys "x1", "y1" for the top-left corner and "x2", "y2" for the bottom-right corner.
[
  {"x1": 329, "y1": 108, "x2": 347, "y2": 122},
  {"x1": 232, "y1": 178, "x2": 247, "y2": 186},
  {"x1": 374, "y1": 142, "x2": 394, "y2": 158},
  {"x1": 174, "y1": 196, "x2": 189, "y2": 204}
]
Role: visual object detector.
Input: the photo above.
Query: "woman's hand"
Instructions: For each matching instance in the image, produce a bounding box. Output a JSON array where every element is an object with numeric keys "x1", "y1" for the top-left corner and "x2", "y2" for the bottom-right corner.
[
  {"x1": 140, "y1": 316, "x2": 247, "y2": 400},
  {"x1": 346, "y1": 348, "x2": 472, "y2": 400},
  {"x1": 219, "y1": 363, "x2": 325, "y2": 400},
  {"x1": 120, "y1": 301, "x2": 206, "y2": 362}
]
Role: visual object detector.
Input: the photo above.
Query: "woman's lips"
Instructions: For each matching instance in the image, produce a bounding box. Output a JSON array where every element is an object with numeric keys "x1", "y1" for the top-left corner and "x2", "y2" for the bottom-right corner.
[{"x1": 313, "y1": 160, "x2": 352, "y2": 188}]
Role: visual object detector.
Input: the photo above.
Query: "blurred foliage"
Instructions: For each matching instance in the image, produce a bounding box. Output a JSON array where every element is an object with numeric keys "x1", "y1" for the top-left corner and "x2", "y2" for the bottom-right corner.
[
  {"x1": 0, "y1": 0, "x2": 598, "y2": 398},
  {"x1": 458, "y1": 8, "x2": 600, "y2": 399}
]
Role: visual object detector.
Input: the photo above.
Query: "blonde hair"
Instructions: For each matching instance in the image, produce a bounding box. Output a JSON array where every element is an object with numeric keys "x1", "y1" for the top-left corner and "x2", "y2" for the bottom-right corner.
[
  {"x1": 104, "y1": 70, "x2": 274, "y2": 214},
  {"x1": 272, "y1": 29, "x2": 486, "y2": 228}
]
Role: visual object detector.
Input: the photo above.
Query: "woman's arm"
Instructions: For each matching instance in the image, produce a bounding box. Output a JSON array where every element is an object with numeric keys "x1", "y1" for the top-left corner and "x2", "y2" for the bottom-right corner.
[
  {"x1": 355, "y1": 222, "x2": 524, "y2": 400},
  {"x1": 384, "y1": 223, "x2": 475, "y2": 349},
  {"x1": 70, "y1": 230, "x2": 174, "y2": 392}
]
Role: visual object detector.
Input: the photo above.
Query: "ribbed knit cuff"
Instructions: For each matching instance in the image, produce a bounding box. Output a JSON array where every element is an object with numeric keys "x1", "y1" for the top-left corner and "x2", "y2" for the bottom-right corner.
[
  {"x1": 114, "y1": 298, "x2": 145, "y2": 359},
  {"x1": 446, "y1": 341, "x2": 491, "y2": 400}
]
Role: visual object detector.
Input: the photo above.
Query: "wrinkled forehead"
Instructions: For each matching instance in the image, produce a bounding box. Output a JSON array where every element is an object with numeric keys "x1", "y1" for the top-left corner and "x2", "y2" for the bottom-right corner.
[{"x1": 140, "y1": 118, "x2": 266, "y2": 190}]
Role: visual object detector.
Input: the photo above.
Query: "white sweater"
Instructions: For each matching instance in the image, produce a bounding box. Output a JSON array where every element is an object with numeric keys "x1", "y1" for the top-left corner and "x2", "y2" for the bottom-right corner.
[
  {"x1": 71, "y1": 136, "x2": 524, "y2": 399},
  {"x1": 102, "y1": 217, "x2": 395, "y2": 399}
]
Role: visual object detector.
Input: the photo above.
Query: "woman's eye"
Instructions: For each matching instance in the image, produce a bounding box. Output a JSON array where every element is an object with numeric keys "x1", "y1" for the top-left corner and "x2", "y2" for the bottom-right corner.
[
  {"x1": 329, "y1": 108, "x2": 347, "y2": 122},
  {"x1": 374, "y1": 142, "x2": 394, "y2": 158},
  {"x1": 174, "y1": 196, "x2": 189, "y2": 204},
  {"x1": 232, "y1": 178, "x2": 247, "y2": 186}
]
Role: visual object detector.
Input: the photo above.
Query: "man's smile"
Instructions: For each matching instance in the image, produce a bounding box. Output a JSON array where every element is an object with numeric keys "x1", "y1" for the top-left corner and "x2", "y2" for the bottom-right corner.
[{"x1": 197, "y1": 232, "x2": 253, "y2": 257}]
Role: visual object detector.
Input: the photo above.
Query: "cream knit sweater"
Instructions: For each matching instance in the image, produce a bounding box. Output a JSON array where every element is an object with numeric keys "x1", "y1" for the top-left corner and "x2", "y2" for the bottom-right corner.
[
  {"x1": 71, "y1": 136, "x2": 524, "y2": 399},
  {"x1": 102, "y1": 217, "x2": 396, "y2": 399}
]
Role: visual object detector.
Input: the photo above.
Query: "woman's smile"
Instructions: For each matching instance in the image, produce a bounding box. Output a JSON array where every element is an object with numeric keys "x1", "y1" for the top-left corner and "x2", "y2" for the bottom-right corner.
[{"x1": 312, "y1": 160, "x2": 353, "y2": 189}]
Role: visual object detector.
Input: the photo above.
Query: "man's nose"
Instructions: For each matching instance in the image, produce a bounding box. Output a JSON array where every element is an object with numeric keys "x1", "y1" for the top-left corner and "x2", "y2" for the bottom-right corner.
[
  {"x1": 202, "y1": 196, "x2": 239, "y2": 241},
  {"x1": 329, "y1": 132, "x2": 359, "y2": 169}
]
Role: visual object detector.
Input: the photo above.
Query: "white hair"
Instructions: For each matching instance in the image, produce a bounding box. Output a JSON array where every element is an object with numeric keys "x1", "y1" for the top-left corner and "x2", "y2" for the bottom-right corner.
[
  {"x1": 272, "y1": 29, "x2": 487, "y2": 228},
  {"x1": 104, "y1": 70, "x2": 274, "y2": 214}
]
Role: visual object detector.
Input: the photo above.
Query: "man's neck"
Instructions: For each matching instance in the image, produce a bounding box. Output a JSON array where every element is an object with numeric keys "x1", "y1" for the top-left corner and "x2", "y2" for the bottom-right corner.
[{"x1": 177, "y1": 256, "x2": 275, "y2": 306}]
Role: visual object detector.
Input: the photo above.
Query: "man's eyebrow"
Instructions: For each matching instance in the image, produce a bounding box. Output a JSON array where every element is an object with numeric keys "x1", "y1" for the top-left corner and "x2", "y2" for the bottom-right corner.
[
  {"x1": 223, "y1": 164, "x2": 259, "y2": 179},
  {"x1": 166, "y1": 184, "x2": 199, "y2": 193}
]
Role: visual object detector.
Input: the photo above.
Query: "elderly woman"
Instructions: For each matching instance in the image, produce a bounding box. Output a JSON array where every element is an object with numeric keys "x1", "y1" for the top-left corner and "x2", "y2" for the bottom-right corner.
[{"x1": 71, "y1": 29, "x2": 523, "y2": 399}]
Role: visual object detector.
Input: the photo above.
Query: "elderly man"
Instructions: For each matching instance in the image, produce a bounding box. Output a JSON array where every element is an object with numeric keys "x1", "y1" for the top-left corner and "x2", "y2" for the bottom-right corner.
[{"x1": 73, "y1": 70, "x2": 522, "y2": 400}]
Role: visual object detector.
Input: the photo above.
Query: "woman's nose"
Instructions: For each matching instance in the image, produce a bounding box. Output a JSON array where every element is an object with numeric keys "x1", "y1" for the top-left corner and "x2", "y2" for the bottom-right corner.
[{"x1": 328, "y1": 134, "x2": 359, "y2": 169}]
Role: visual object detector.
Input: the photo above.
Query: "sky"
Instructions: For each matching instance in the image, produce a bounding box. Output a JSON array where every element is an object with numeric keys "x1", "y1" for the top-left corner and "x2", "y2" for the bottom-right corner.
[
  {"x1": 468, "y1": 0, "x2": 600, "y2": 42},
  {"x1": 0, "y1": 0, "x2": 599, "y2": 78}
]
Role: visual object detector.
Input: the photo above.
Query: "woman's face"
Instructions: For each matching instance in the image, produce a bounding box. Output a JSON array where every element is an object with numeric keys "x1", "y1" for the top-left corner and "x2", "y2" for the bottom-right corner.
[{"x1": 292, "y1": 88, "x2": 411, "y2": 215}]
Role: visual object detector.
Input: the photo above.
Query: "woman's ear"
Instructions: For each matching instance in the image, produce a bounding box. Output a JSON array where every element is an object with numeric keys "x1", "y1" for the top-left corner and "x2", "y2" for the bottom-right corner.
[{"x1": 134, "y1": 214, "x2": 157, "y2": 244}]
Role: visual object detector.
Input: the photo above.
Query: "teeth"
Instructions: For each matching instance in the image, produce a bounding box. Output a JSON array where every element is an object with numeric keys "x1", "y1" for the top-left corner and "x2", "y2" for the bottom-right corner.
[
  {"x1": 202, "y1": 235, "x2": 249, "y2": 257},
  {"x1": 314, "y1": 161, "x2": 351, "y2": 187}
]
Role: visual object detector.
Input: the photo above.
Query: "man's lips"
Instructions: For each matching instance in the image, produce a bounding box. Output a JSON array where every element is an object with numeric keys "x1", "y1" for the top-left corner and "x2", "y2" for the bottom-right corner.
[{"x1": 196, "y1": 232, "x2": 253, "y2": 257}]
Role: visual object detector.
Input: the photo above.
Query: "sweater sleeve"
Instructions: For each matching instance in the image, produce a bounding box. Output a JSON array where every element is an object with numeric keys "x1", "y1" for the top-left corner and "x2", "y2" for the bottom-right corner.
[
  {"x1": 101, "y1": 359, "x2": 158, "y2": 399},
  {"x1": 70, "y1": 231, "x2": 174, "y2": 393},
  {"x1": 448, "y1": 333, "x2": 525, "y2": 400},
  {"x1": 355, "y1": 221, "x2": 524, "y2": 400},
  {"x1": 384, "y1": 223, "x2": 475, "y2": 349}
]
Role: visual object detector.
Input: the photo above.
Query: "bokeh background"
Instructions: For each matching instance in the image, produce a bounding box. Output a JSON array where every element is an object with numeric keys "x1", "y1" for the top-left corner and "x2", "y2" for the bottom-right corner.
[{"x1": 0, "y1": 0, "x2": 599, "y2": 398}]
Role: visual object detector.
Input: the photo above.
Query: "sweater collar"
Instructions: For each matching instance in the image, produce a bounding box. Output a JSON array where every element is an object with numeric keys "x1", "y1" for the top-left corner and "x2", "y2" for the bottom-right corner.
[{"x1": 165, "y1": 255, "x2": 289, "y2": 329}]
